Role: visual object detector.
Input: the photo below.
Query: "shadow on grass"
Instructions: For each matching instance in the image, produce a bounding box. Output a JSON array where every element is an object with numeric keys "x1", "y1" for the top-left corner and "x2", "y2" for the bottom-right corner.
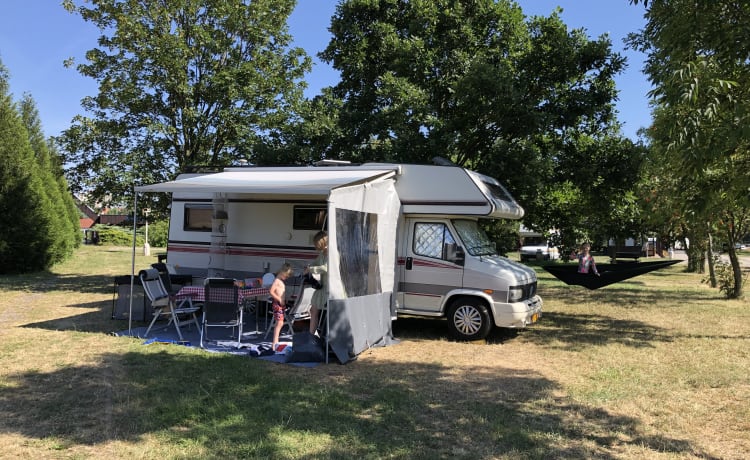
[
  {"x1": 523, "y1": 312, "x2": 671, "y2": 350},
  {"x1": 17, "y1": 285, "x2": 690, "y2": 350},
  {"x1": 392, "y1": 316, "x2": 520, "y2": 344},
  {"x1": 540, "y1": 281, "x2": 725, "y2": 304},
  {"x1": 9, "y1": 270, "x2": 150, "y2": 334},
  {"x1": 0, "y1": 350, "x2": 719, "y2": 459},
  {"x1": 21, "y1": 307, "x2": 136, "y2": 334},
  {"x1": 0, "y1": 271, "x2": 120, "y2": 296}
]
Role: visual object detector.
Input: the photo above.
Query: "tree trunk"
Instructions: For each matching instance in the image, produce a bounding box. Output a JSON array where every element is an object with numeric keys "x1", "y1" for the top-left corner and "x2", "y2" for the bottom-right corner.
[
  {"x1": 687, "y1": 243, "x2": 704, "y2": 273},
  {"x1": 685, "y1": 245, "x2": 698, "y2": 273},
  {"x1": 706, "y1": 233, "x2": 717, "y2": 288},
  {"x1": 727, "y1": 248, "x2": 743, "y2": 299}
]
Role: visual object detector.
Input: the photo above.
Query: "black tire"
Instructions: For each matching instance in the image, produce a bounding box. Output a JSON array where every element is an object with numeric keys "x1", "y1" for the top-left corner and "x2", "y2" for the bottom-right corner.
[{"x1": 446, "y1": 298, "x2": 492, "y2": 341}]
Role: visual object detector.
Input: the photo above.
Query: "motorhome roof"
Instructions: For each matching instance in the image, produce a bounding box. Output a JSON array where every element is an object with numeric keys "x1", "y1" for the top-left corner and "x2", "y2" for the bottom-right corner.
[
  {"x1": 221, "y1": 163, "x2": 401, "y2": 173},
  {"x1": 137, "y1": 162, "x2": 524, "y2": 220}
]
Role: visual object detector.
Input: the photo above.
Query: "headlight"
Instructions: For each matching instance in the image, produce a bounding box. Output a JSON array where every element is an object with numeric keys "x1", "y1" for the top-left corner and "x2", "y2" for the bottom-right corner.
[{"x1": 508, "y1": 287, "x2": 524, "y2": 302}]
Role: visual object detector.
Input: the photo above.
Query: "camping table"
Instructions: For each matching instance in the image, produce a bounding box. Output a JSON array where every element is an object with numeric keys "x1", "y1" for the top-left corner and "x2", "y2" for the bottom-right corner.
[{"x1": 175, "y1": 285, "x2": 271, "y2": 333}]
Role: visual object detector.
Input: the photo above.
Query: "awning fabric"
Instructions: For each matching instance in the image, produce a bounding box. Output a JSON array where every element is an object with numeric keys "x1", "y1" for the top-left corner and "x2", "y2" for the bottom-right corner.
[
  {"x1": 134, "y1": 169, "x2": 398, "y2": 196},
  {"x1": 326, "y1": 178, "x2": 401, "y2": 362}
]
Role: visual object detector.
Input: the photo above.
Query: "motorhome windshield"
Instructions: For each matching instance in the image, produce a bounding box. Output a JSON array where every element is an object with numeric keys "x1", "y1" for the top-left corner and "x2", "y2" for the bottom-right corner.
[{"x1": 453, "y1": 219, "x2": 496, "y2": 256}]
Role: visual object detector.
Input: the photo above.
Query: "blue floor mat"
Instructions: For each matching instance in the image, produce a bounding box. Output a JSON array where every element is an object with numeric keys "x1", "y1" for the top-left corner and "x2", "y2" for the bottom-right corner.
[{"x1": 115, "y1": 319, "x2": 320, "y2": 367}]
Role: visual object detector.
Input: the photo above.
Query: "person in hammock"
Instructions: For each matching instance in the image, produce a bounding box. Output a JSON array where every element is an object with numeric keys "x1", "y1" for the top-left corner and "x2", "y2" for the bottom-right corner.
[{"x1": 570, "y1": 242, "x2": 600, "y2": 276}]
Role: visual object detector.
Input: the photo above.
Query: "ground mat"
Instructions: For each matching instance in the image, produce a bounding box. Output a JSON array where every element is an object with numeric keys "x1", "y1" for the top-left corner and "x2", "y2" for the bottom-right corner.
[{"x1": 115, "y1": 316, "x2": 328, "y2": 366}]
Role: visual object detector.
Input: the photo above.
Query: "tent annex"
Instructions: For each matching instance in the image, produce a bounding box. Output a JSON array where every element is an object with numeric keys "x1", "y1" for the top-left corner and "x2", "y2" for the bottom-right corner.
[{"x1": 129, "y1": 167, "x2": 402, "y2": 363}]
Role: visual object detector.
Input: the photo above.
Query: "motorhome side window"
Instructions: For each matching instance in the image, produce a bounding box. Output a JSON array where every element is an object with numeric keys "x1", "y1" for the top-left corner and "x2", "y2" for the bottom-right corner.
[
  {"x1": 482, "y1": 180, "x2": 514, "y2": 203},
  {"x1": 293, "y1": 206, "x2": 327, "y2": 230},
  {"x1": 183, "y1": 204, "x2": 213, "y2": 231},
  {"x1": 414, "y1": 222, "x2": 456, "y2": 260}
]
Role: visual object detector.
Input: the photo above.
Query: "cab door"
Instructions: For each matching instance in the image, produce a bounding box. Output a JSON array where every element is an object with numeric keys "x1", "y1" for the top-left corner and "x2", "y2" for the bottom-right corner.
[{"x1": 397, "y1": 219, "x2": 464, "y2": 314}]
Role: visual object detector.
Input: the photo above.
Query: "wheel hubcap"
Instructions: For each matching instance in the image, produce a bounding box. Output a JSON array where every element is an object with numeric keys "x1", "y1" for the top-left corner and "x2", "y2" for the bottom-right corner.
[{"x1": 454, "y1": 305, "x2": 481, "y2": 335}]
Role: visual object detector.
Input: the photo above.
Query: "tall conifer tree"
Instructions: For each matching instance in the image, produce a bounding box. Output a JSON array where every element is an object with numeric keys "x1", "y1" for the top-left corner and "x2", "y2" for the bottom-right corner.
[
  {"x1": 19, "y1": 95, "x2": 78, "y2": 264},
  {"x1": 0, "y1": 61, "x2": 58, "y2": 273}
]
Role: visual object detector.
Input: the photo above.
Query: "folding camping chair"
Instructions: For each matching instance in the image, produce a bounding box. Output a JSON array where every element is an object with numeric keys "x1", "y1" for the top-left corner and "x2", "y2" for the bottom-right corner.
[
  {"x1": 264, "y1": 281, "x2": 315, "y2": 340},
  {"x1": 200, "y1": 278, "x2": 243, "y2": 348},
  {"x1": 139, "y1": 268, "x2": 201, "y2": 341},
  {"x1": 151, "y1": 263, "x2": 196, "y2": 309}
]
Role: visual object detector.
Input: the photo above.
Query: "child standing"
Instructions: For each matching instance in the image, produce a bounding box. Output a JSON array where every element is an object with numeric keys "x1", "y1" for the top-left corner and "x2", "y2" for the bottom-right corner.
[
  {"x1": 571, "y1": 242, "x2": 600, "y2": 276},
  {"x1": 269, "y1": 263, "x2": 294, "y2": 351}
]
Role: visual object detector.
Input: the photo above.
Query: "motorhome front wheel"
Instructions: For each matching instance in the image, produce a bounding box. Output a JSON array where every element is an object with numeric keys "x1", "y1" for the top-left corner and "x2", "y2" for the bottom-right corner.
[{"x1": 446, "y1": 298, "x2": 492, "y2": 341}]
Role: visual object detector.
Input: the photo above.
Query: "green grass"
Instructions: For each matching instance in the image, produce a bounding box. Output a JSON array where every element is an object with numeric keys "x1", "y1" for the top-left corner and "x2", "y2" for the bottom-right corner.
[{"x1": 0, "y1": 245, "x2": 748, "y2": 459}]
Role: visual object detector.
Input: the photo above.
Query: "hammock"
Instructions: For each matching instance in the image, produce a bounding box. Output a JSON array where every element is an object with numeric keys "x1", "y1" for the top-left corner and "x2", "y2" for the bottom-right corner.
[{"x1": 542, "y1": 259, "x2": 683, "y2": 290}]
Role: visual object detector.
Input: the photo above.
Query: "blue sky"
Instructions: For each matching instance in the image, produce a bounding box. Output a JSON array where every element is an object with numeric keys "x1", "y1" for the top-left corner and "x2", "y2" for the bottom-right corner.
[{"x1": 0, "y1": 1, "x2": 648, "y2": 140}]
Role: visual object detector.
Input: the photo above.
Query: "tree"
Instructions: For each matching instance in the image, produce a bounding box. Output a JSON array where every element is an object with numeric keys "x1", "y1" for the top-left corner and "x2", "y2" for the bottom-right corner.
[
  {"x1": 321, "y1": 1, "x2": 623, "y2": 162},
  {"x1": 19, "y1": 94, "x2": 81, "y2": 264},
  {"x1": 254, "y1": 87, "x2": 345, "y2": 166},
  {"x1": 527, "y1": 131, "x2": 646, "y2": 251},
  {"x1": 318, "y1": 0, "x2": 639, "y2": 246},
  {"x1": 49, "y1": 139, "x2": 84, "y2": 254},
  {"x1": 0, "y1": 61, "x2": 59, "y2": 273},
  {"x1": 629, "y1": 0, "x2": 750, "y2": 297},
  {"x1": 59, "y1": 0, "x2": 312, "y2": 209}
]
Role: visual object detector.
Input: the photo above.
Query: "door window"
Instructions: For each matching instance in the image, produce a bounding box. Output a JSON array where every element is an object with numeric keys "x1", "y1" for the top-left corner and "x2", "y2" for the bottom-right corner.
[{"x1": 413, "y1": 222, "x2": 456, "y2": 260}]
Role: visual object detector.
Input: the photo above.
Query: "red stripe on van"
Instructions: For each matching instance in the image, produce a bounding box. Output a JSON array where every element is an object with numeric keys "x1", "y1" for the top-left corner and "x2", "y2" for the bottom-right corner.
[{"x1": 396, "y1": 257, "x2": 461, "y2": 269}]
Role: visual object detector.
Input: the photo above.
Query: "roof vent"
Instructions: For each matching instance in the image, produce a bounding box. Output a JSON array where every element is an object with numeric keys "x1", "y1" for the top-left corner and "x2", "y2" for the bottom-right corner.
[{"x1": 314, "y1": 159, "x2": 352, "y2": 166}]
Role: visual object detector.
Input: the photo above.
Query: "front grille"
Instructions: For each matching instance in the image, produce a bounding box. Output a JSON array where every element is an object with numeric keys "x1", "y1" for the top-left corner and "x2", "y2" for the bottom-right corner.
[
  {"x1": 506, "y1": 281, "x2": 538, "y2": 302},
  {"x1": 522, "y1": 282, "x2": 537, "y2": 300}
]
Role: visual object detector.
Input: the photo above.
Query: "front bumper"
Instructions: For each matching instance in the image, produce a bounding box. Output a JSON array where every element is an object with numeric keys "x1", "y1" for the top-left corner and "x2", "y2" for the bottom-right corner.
[{"x1": 490, "y1": 294, "x2": 543, "y2": 328}]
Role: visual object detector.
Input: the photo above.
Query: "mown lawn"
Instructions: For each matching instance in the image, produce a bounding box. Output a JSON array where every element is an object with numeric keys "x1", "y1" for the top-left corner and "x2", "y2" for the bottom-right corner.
[{"x1": 0, "y1": 245, "x2": 748, "y2": 459}]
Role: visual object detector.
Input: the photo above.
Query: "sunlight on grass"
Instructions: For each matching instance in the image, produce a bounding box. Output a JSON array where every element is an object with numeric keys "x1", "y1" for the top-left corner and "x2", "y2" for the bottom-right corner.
[{"x1": 0, "y1": 246, "x2": 748, "y2": 458}]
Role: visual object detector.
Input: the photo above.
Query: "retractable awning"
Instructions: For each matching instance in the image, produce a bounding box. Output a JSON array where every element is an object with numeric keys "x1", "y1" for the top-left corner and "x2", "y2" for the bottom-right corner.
[{"x1": 135, "y1": 168, "x2": 399, "y2": 196}]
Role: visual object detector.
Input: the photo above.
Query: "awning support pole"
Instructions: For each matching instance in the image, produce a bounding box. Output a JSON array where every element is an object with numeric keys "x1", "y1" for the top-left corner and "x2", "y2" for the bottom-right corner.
[{"x1": 128, "y1": 189, "x2": 139, "y2": 336}]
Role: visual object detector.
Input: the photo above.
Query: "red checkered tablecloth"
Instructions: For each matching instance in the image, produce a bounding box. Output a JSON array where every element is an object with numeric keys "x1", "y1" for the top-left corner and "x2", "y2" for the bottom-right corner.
[{"x1": 175, "y1": 286, "x2": 270, "y2": 304}]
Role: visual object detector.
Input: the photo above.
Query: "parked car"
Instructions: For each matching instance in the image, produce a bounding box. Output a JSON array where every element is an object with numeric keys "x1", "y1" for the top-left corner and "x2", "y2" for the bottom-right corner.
[
  {"x1": 720, "y1": 242, "x2": 747, "y2": 252},
  {"x1": 519, "y1": 236, "x2": 560, "y2": 262}
]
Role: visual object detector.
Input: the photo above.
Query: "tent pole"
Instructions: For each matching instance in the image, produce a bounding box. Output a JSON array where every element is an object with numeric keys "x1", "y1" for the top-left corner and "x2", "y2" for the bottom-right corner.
[
  {"x1": 325, "y1": 220, "x2": 330, "y2": 364},
  {"x1": 129, "y1": 190, "x2": 138, "y2": 336}
]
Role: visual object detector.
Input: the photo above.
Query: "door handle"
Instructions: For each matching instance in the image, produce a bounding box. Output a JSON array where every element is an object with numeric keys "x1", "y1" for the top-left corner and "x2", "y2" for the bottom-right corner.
[{"x1": 406, "y1": 257, "x2": 413, "y2": 270}]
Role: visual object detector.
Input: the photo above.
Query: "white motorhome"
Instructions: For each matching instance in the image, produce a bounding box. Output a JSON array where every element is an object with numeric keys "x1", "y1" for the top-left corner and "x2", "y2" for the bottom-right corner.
[{"x1": 138, "y1": 162, "x2": 542, "y2": 341}]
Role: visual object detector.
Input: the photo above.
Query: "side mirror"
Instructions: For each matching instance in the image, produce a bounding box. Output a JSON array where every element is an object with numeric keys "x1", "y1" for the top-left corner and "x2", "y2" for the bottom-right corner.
[{"x1": 451, "y1": 246, "x2": 466, "y2": 266}]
